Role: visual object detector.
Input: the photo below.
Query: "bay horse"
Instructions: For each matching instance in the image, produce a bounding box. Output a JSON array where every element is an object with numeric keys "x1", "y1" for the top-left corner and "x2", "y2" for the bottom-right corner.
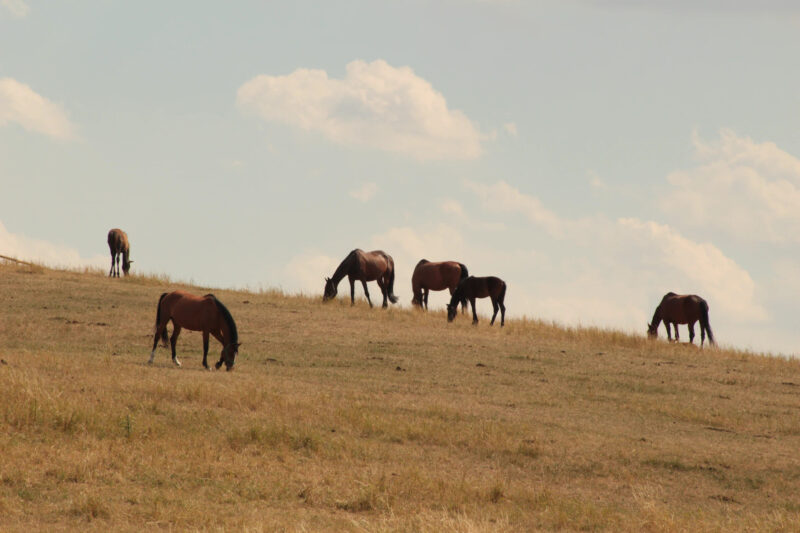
[
  {"x1": 323, "y1": 249, "x2": 399, "y2": 308},
  {"x1": 447, "y1": 276, "x2": 507, "y2": 326},
  {"x1": 647, "y1": 292, "x2": 715, "y2": 347},
  {"x1": 107, "y1": 228, "x2": 132, "y2": 277},
  {"x1": 149, "y1": 291, "x2": 241, "y2": 370},
  {"x1": 411, "y1": 259, "x2": 469, "y2": 313}
]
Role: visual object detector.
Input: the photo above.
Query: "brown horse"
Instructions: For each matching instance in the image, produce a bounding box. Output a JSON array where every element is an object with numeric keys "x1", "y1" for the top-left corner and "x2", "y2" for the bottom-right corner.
[
  {"x1": 411, "y1": 259, "x2": 469, "y2": 312},
  {"x1": 323, "y1": 249, "x2": 399, "y2": 308},
  {"x1": 647, "y1": 292, "x2": 715, "y2": 347},
  {"x1": 149, "y1": 291, "x2": 241, "y2": 370},
  {"x1": 447, "y1": 276, "x2": 507, "y2": 326},
  {"x1": 107, "y1": 228, "x2": 132, "y2": 277}
]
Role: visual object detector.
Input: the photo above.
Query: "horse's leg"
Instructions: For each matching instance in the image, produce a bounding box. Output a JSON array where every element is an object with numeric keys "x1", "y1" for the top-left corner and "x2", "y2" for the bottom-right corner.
[
  {"x1": 673, "y1": 323, "x2": 680, "y2": 342},
  {"x1": 688, "y1": 322, "x2": 696, "y2": 344},
  {"x1": 349, "y1": 277, "x2": 356, "y2": 306},
  {"x1": 664, "y1": 322, "x2": 672, "y2": 342},
  {"x1": 211, "y1": 330, "x2": 226, "y2": 369},
  {"x1": 202, "y1": 331, "x2": 210, "y2": 369},
  {"x1": 149, "y1": 321, "x2": 164, "y2": 364},
  {"x1": 490, "y1": 297, "x2": 499, "y2": 326},
  {"x1": 423, "y1": 289, "x2": 429, "y2": 310},
  {"x1": 361, "y1": 280, "x2": 373, "y2": 308},
  {"x1": 377, "y1": 278, "x2": 388, "y2": 308},
  {"x1": 170, "y1": 326, "x2": 182, "y2": 367},
  {"x1": 109, "y1": 252, "x2": 115, "y2": 277},
  {"x1": 499, "y1": 298, "x2": 505, "y2": 327},
  {"x1": 700, "y1": 322, "x2": 706, "y2": 347},
  {"x1": 471, "y1": 297, "x2": 478, "y2": 325}
]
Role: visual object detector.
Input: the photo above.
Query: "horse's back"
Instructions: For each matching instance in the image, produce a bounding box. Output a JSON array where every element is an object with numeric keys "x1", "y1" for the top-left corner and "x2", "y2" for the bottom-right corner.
[
  {"x1": 659, "y1": 293, "x2": 706, "y2": 322},
  {"x1": 163, "y1": 291, "x2": 218, "y2": 331},
  {"x1": 413, "y1": 260, "x2": 461, "y2": 290},
  {"x1": 107, "y1": 228, "x2": 129, "y2": 252}
]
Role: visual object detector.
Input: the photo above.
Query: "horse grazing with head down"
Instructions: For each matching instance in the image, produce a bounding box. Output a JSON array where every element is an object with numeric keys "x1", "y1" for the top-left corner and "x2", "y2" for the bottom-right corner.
[
  {"x1": 107, "y1": 228, "x2": 132, "y2": 277},
  {"x1": 447, "y1": 276, "x2": 507, "y2": 326},
  {"x1": 323, "y1": 249, "x2": 399, "y2": 308},
  {"x1": 647, "y1": 292, "x2": 715, "y2": 347},
  {"x1": 411, "y1": 259, "x2": 469, "y2": 312},
  {"x1": 149, "y1": 291, "x2": 241, "y2": 370}
]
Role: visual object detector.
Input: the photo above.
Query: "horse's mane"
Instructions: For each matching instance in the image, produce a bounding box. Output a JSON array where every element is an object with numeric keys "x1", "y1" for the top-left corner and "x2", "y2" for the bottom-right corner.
[{"x1": 207, "y1": 294, "x2": 238, "y2": 345}]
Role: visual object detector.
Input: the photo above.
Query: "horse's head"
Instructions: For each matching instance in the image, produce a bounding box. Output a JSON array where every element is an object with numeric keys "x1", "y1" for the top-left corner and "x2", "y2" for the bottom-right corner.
[
  {"x1": 323, "y1": 277, "x2": 337, "y2": 301},
  {"x1": 122, "y1": 259, "x2": 133, "y2": 276},
  {"x1": 647, "y1": 323, "x2": 658, "y2": 339},
  {"x1": 446, "y1": 304, "x2": 457, "y2": 322},
  {"x1": 222, "y1": 342, "x2": 241, "y2": 371}
]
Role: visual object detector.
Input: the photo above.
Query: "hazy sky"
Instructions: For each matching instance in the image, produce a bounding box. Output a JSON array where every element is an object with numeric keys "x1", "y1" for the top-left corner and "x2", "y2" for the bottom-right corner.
[{"x1": 2, "y1": 1, "x2": 799, "y2": 355}]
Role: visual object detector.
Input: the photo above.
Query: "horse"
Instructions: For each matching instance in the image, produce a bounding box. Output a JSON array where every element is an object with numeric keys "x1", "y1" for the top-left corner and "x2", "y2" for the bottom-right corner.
[
  {"x1": 411, "y1": 259, "x2": 469, "y2": 313},
  {"x1": 447, "y1": 276, "x2": 507, "y2": 326},
  {"x1": 323, "y1": 249, "x2": 399, "y2": 308},
  {"x1": 149, "y1": 291, "x2": 241, "y2": 370},
  {"x1": 647, "y1": 292, "x2": 715, "y2": 347},
  {"x1": 107, "y1": 228, "x2": 132, "y2": 277}
]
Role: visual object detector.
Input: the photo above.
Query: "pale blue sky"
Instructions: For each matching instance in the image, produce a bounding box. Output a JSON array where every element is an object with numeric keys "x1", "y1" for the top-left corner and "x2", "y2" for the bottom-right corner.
[{"x1": 1, "y1": 1, "x2": 799, "y2": 354}]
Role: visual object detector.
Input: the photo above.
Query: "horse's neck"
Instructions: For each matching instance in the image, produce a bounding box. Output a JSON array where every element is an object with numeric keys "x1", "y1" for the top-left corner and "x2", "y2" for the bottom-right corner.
[
  {"x1": 651, "y1": 307, "x2": 662, "y2": 327},
  {"x1": 331, "y1": 254, "x2": 354, "y2": 284}
]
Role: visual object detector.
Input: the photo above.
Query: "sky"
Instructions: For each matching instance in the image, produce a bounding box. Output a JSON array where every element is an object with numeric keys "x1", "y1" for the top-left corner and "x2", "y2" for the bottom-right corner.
[{"x1": 1, "y1": 1, "x2": 799, "y2": 355}]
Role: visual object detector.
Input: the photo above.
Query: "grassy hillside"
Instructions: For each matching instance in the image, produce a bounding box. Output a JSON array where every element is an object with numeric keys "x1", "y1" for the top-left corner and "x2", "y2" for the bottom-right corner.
[{"x1": 1, "y1": 262, "x2": 800, "y2": 531}]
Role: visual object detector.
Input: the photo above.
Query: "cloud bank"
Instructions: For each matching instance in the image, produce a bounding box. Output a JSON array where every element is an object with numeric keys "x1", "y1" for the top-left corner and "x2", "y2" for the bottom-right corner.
[
  {"x1": 1, "y1": 0, "x2": 28, "y2": 18},
  {"x1": 0, "y1": 78, "x2": 75, "y2": 139},
  {"x1": 0, "y1": 221, "x2": 107, "y2": 270},
  {"x1": 237, "y1": 59, "x2": 482, "y2": 160},
  {"x1": 662, "y1": 129, "x2": 800, "y2": 244}
]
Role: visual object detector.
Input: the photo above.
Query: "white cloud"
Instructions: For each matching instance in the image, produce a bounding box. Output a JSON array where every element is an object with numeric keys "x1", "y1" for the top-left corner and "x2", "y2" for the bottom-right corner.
[
  {"x1": 349, "y1": 182, "x2": 378, "y2": 202},
  {"x1": 1, "y1": 0, "x2": 29, "y2": 18},
  {"x1": 466, "y1": 180, "x2": 566, "y2": 236},
  {"x1": 662, "y1": 129, "x2": 800, "y2": 243},
  {"x1": 283, "y1": 251, "x2": 339, "y2": 294},
  {"x1": 440, "y1": 199, "x2": 465, "y2": 217},
  {"x1": 237, "y1": 59, "x2": 482, "y2": 160},
  {"x1": 0, "y1": 78, "x2": 76, "y2": 140},
  {"x1": 0, "y1": 221, "x2": 107, "y2": 270},
  {"x1": 464, "y1": 180, "x2": 766, "y2": 326}
]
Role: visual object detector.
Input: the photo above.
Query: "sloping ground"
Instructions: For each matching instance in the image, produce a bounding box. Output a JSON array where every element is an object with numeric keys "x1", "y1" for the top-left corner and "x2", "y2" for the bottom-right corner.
[{"x1": 1, "y1": 262, "x2": 799, "y2": 531}]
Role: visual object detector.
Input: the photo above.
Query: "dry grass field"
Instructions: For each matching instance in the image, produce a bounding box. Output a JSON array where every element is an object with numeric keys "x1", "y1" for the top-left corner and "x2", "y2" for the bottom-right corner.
[{"x1": 1, "y1": 262, "x2": 800, "y2": 531}]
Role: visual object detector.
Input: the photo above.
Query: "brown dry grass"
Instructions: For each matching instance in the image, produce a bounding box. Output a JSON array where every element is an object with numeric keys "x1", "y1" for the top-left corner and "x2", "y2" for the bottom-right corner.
[{"x1": 1, "y1": 262, "x2": 800, "y2": 531}]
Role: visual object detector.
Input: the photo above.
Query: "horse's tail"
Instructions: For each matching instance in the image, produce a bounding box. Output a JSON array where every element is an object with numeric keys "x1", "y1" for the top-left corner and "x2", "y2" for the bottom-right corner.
[
  {"x1": 458, "y1": 263, "x2": 469, "y2": 281},
  {"x1": 700, "y1": 300, "x2": 715, "y2": 346},
  {"x1": 387, "y1": 257, "x2": 399, "y2": 304},
  {"x1": 155, "y1": 292, "x2": 169, "y2": 346},
  {"x1": 499, "y1": 279, "x2": 507, "y2": 303}
]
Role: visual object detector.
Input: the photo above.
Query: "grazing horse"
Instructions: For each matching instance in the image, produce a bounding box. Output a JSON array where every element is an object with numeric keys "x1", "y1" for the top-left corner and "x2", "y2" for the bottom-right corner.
[
  {"x1": 149, "y1": 291, "x2": 241, "y2": 370},
  {"x1": 647, "y1": 292, "x2": 715, "y2": 347},
  {"x1": 107, "y1": 228, "x2": 132, "y2": 277},
  {"x1": 323, "y1": 249, "x2": 399, "y2": 308},
  {"x1": 411, "y1": 259, "x2": 469, "y2": 312},
  {"x1": 447, "y1": 276, "x2": 507, "y2": 326}
]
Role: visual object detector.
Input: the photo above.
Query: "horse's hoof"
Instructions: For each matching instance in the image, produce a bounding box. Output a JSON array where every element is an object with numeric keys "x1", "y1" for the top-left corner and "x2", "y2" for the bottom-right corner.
[{"x1": 173, "y1": 360, "x2": 181, "y2": 367}]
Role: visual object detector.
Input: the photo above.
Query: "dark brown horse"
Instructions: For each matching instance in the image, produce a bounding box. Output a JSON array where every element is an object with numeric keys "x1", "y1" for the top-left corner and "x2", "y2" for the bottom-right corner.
[
  {"x1": 447, "y1": 276, "x2": 507, "y2": 326},
  {"x1": 323, "y1": 249, "x2": 399, "y2": 308},
  {"x1": 107, "y1": 228, "x2": 132, "y2": 277},
  {"x1": 647, "y1": 292, "x2": 715, "y2": 347},
  {"x1": 149, "y1": 291, "x2": 241, "y2": 370},
  {"x1": 411, "y1": 259, "x2": 469, "y2": 312}
]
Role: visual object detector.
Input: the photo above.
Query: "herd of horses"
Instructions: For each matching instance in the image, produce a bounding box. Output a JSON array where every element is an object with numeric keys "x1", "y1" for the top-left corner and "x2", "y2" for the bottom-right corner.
[{"x1": 108, "y1": 231, "x2": 716, "y2": 372}]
